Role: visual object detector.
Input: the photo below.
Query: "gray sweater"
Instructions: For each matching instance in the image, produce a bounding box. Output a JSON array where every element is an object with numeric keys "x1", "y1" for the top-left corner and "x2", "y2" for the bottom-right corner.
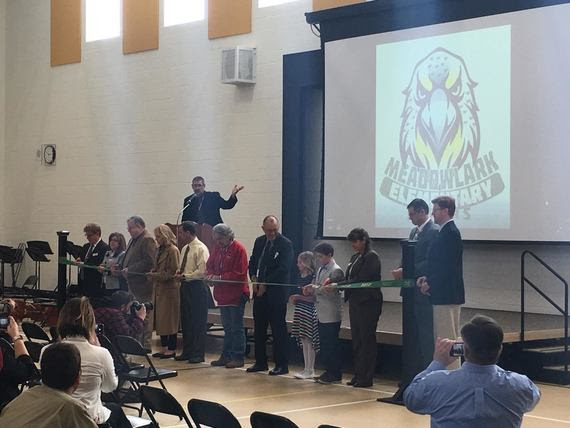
[{"x1": 314, "y1": 259, "x2": 345, "y2": 323}]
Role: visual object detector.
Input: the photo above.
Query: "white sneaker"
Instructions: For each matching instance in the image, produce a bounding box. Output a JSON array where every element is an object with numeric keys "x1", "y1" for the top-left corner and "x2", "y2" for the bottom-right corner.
[{"x1": 294, "y1": 369, "x2": 315, "y2": 379}]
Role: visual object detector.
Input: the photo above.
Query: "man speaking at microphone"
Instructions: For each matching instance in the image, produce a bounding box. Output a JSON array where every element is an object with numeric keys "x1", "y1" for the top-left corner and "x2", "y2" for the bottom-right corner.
[{"x1": 181, "y1": 176, "x2": 244, "y2": 251}]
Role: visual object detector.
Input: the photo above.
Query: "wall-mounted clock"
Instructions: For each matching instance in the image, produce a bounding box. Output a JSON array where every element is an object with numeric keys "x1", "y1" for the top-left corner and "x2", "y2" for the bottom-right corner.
[{"x1": 41, "y1": 144, "x2": 56, "y2": 166}]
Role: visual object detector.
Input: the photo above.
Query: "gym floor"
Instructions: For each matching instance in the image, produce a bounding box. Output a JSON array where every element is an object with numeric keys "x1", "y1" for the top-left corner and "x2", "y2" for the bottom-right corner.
[{"x1": 127, "y1": 351, "x2": 570, "y2": 428}]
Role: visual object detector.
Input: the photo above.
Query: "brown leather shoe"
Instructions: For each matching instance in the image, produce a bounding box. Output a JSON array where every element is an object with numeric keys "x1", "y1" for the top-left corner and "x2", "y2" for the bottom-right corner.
[{"x1": 225, "y1": 360, "x2": 244, "y2": 369}]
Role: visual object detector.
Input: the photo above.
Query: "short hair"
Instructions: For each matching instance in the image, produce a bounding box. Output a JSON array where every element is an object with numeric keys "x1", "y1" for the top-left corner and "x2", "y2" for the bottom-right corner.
[
  {"x1": 83, "y1": 223, "x2": 101, "y2": 236},
  {"x1": 57, "y1": 297, "x2": 96, "y2": 340},
  {"x1": 347, "y1": 227, "x2": 371, "y2": 253},
  {"x1": 431, "y1": 196, "x2": 456, "y2": 217},
  {"x1": 212, "y1": 223, "x2": 235, "y2": 240},
  {"x1": 262, "y1": 215, "x2": 279, "y2": 225},
  {"x1": 407, "y1": 199, "x2": 429, "y2": 214},
  {"x1": 313, "y1": 242, "x2": 334, "y2": 257},
  {"x1": 297, "y1": 251, "x2": 315, "y2": 273},
  {"x1": 108, "y1": 232, "x2": 126, "y2": 253},
  {"x1": 192, "y1": 176, "x2": 205, "y2": 184},
  {"x1": 109, "y1": 290, "x2": 135, "y2": 308},
  {"x1": 460, "y1": 315, "x2": 504, "y2": 365},
  {"x1": 180, "y1": 221, "x2": 198, "y2": 235},
  {"x1": 154, "y1": 224, "x2": 177, "y2": 247},
  {"x1": 41, "y1": 342, "x2": 81, "y2": 391},
  {"x1": 127, "y1": 215, "x2": 146, "y2": 228}
]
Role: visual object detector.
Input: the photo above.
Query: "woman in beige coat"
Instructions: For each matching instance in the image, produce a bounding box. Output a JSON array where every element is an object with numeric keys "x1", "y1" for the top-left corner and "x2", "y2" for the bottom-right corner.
[{"x1": 148, "y1": 224, "x2": 180, "y2": 358}]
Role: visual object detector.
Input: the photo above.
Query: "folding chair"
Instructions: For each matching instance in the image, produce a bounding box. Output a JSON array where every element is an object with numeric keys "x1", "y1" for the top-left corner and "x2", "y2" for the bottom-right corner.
[
  {"x1": 187, "y1": 398, "x2": 241, "y2": 428},
  {"x1": 24, "y1": 341, "x2": 45, "y2": 363},
  {"x1": 250, "y1": 411, "x2": 299, "y2": 428},
  {"x1": 21, "y1": 321, "x2": 51, "y2": 343},
  {"x1": 114, "y1": 335, "x2": 177, "y2": 415},
  {"x1": 140, "y1": 385, "x2": 192, "y2": 427}
]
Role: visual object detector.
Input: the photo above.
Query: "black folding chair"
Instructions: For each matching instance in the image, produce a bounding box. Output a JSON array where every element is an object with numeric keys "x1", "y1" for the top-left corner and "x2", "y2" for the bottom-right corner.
[
  {"x1": 250, "y1": 411, "x2": 299, "y2": 428},
  {"x1": 23, "y1": 341, "x2": 45, "y2": 363},
  {"x1": 140, "y1": 385, "x2": 192, "y2": 427},
  {"x1": 187, "y1": 398, "x2": 241, "y2": 428},
  {"x1": 114, "y1": 335, "x2": 177, "y2": 415},
  {"x1": 21, "y1": 321, "x2": 51, "y2": 343}
]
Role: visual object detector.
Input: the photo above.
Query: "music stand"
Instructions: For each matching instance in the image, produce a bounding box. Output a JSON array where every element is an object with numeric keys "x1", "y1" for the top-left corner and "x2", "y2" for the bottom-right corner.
[
  {"x1": 26, "y1": 241, "x2": 54, "y2": 290},
  {"x1": 0, "y1": 245, "x2": 24, "y2": 296}
]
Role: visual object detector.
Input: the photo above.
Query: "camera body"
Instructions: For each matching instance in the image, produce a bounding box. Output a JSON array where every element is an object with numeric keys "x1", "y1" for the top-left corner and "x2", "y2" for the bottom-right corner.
[
  {"x1": 0, "y1": 301, "x2": 13, "y2": 329},
  {"x1": 95, "y1": 323, "x2": 105, "y2": 336},
  {"x1": 449, "y1": 342, "x2": 464, "y2": 357},
  {"x1": 130, "y1": 301, "x2": 153, "y2": 317}
]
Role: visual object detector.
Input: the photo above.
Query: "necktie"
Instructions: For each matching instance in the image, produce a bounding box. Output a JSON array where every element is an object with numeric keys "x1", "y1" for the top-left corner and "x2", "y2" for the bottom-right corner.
[
  {"x1": 179, "y1": 246, "x2": 190, "y2": 274},
  {"x1": 86, "y1": 245, "x2": 94, "y2": 261},
  {"x1": 257, "y1": 240, "x2": 271, "y2": 278},
  {"x1": 411, "y1": 228, "x2": 420, "y2": 240}
]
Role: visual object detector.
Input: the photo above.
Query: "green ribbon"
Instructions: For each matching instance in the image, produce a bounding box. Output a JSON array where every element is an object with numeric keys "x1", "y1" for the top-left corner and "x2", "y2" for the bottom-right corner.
[{"x1": 59, "y1": 258, "x2": 414, "y2": 289}]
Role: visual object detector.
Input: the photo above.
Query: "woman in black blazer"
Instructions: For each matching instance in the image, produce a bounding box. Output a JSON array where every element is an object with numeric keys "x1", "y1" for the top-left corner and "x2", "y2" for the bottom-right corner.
[{"x1": 344, "y1": 228, "x2": 382, "y2": 387}]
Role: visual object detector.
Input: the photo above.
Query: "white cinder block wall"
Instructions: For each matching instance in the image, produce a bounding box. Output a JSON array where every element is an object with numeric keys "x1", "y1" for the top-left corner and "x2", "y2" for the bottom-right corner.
[
  {"x1": 2, "y1": 0, "x2": 569, "y2": 315},
  {"x1": 2, "y1": 0, "x2": 319, "y2": 288}
]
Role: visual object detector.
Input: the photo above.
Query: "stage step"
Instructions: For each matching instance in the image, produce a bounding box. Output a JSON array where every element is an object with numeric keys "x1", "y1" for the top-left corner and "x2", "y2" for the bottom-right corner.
[
  {"x1": 536, "y1": 365, "x2": 570, "y2": 385},
  {"x1": 521, "y1": 346, "x2": 570, "y2": 366}
]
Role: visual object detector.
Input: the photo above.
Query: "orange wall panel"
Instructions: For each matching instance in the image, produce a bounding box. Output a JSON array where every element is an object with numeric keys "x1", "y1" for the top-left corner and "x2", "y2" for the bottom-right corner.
[
  {"x1": 313, "y1": 0, "x2": 363, "y2": 12},
  {"x1": 123, "y1": 0, "x2": 159, "y2": 54},
  {"x1": 209, "y1": 0, "x2": 252, "y2": 40},
  {"x1": 50, "y1": 0, "x2": 81, "y2": 66}
]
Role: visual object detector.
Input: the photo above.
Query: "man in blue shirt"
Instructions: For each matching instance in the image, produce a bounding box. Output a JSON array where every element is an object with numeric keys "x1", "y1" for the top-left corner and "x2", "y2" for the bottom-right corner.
[{"x1": 404, "y1": 315, "x2": 540, "y2": 427}]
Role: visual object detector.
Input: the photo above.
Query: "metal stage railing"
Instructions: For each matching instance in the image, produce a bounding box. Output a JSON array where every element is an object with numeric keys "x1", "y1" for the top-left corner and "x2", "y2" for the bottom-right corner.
[{"x1": 520, "y1": 250, "x2": 568, "y2": 376}]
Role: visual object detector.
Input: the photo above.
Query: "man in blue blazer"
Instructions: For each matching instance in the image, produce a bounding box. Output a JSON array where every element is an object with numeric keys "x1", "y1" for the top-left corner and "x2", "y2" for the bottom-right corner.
[{"x1": 417, "y1": 196, "x2": 465, "y2": 369}]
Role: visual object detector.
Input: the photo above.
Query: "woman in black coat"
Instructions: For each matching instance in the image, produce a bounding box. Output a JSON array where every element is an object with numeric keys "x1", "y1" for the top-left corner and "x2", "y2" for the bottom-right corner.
[{"x1": 344, "y1": 228, "x2": 382, "y2": 388}]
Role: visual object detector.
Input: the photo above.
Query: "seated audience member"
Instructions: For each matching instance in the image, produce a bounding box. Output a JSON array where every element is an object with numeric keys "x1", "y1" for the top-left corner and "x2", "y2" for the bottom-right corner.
[
  {"x1": 100, "y1": 232, "x2": 127, "y2": 292},
  {"x1": 0, "y1": 300, "x2": 36, "y2": 408},
  {"x1": 45, "y1": 297, "x2": 130, "y2": 428},
  {"x1": 93, "y1": 291, "x2": 146, "y2": 343},
  {"x1": 404, "y1": 315, "x2": 541, "y2": 428},
  {"x1": 0, "y1": 342, "x2": 97, "y2": 427},
  {"x1": 206, "y1": 223, "x2": 250, "y2": 368}
]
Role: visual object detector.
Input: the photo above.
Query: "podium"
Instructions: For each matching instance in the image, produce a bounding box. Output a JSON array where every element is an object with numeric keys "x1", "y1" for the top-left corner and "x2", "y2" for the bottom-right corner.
[
  {"x1": 166, "y1": 222, "x2": 215, "y2": 253},
  {"x1": 379, "y1": 239, "x2": 434, "y2": 405}
]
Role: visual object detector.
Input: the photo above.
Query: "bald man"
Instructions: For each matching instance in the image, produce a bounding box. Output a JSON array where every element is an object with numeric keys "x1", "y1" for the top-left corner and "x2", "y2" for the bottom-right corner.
[{"x1": 247, "y1": 215, "x2": 294, "y2": 376}]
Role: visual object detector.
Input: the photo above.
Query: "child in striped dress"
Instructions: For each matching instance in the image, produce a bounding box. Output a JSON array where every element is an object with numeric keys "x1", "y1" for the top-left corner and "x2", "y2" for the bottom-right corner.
[{"x1": 290, "y1": 251, "x2": 320, "y2": 379}]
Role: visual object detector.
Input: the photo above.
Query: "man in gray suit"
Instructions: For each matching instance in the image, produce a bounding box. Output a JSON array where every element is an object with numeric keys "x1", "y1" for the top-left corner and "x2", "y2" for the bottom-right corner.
[
  {"x1": 392, "y1": 199, "x2": 439, "y2": 385},
  {"x1": 121, "y1": 215, "x2": 156, "y2": 351}
]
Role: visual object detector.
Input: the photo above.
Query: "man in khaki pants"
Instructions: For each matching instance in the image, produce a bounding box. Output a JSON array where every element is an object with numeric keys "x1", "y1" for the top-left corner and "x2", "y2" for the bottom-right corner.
[
  {"x1": 417, "y1": 196, "x2": 465, "y2": 369},
  {"x1": 122, "y1": 215, "x2": 157, "y2": 351}
]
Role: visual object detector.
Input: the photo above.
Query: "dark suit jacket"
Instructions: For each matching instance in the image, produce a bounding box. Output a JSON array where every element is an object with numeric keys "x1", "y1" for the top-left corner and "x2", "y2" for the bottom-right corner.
[
  {"x1": 79, "y1": 240, "x2": 110, "y2": 297},
  {"x1": 426, "y1": 220, "x2": 465, "y2": 305},
  {"x1": 344, "y1": 250, "x2": 382, "y2": 304},
  {"x1": 181, "y1": 191, "x2": 238, "y2": 226},
  {"x1": 248, "y1": 233, "x2": 294, "y2": 305}
]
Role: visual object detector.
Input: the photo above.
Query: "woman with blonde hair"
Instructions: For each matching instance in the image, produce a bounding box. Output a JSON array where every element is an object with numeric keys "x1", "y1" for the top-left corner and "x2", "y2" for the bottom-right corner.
[
  {"x1": 290, "y1": 251, "x2": 319, "y2": 379},
  {"x1": 45, "y1": 297, "x2": 130, "y2": 427},
  {"x1": 148, "y1": 224, "x2": 180, "y2": 358}
]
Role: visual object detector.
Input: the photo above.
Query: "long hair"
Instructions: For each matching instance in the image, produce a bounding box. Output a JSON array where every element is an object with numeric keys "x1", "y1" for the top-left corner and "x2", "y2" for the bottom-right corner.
[
  {"x1": 154, "y1": 224, "x2": 177, "y2": 247},
  {"x1": 297, "y1": 251, "x2": 315, "y2": 274},
  {"x1": 347, "y1": 228, "x2": 371, "y2": 254},
  {"x1": 57, "y1": 297, "x2": 96, "y2": 340}
]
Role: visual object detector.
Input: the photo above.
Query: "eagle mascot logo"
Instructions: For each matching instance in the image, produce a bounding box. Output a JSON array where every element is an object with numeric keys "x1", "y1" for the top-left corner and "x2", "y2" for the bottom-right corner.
[{"x1": 400, "y1": 48, "x2": 480, "y2": 170}]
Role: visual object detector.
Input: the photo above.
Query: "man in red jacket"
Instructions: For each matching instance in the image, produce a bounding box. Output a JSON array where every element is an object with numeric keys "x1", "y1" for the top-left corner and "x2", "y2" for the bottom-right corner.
[{"x1": 206, "y1": 223, "x2": 250, "y2": 368}]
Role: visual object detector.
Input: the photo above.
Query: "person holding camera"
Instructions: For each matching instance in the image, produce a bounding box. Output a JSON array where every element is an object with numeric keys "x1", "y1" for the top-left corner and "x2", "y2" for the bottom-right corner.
[
  {"x1": 404, "y1": 315, "x2": 540, "y2": 428},
  {"x1": 0, "y1": 300, "x2": 35, "y2": 409},
  {"x1": 93, "y1": 291, "x2": 146, "y2": 344}
]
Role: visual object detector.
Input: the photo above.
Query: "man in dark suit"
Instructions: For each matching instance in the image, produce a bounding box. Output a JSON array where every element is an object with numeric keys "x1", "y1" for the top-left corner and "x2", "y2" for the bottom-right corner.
[
  {"x1": 392, "y1": 199, "x2": 439, "y2": 387},
  {"x1": 247, "y1": 215, "x2": 294, "y2": 376},
  {"x1": 78, "y1": 223, "x2": 110, "y2": 298},
  {"x1": 417, "y1": 196, "x2": 465, "y2": 369}
]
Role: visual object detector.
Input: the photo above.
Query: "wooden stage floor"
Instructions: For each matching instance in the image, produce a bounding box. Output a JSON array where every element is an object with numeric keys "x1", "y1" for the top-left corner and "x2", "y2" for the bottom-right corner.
[{"x1": 208, "y1": 301, "x2": 566, "y2": 346}]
